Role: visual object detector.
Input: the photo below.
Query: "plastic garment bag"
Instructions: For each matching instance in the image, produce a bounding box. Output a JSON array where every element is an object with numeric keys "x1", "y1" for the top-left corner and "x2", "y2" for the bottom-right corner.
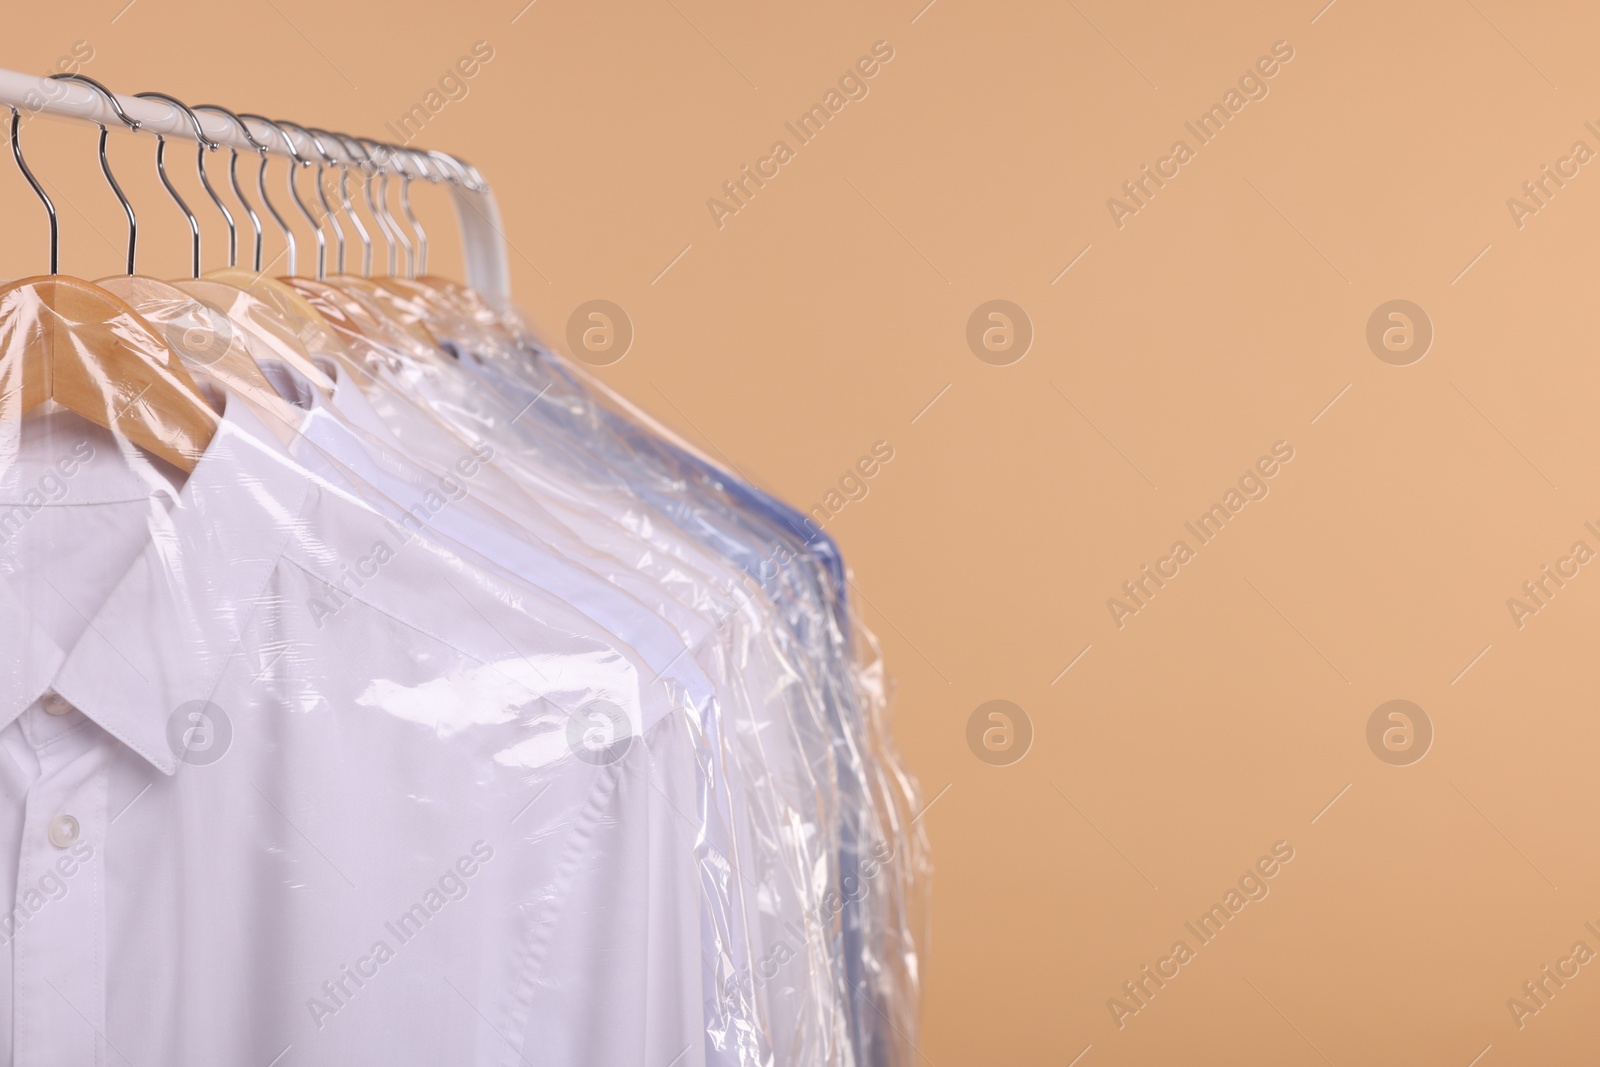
[
  {"x1": 319, "y1": 285, "x2": 931, "y2": 1067},
  {"x1": 495, "y1": 347, "x2": 933, "y2": 1067},
  {"x1": 0, "y1": 273, "x2": 925, "y2": 1066}
]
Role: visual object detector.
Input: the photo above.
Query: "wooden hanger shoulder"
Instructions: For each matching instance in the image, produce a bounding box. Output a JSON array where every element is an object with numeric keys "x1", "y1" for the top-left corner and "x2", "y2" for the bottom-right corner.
[
  {"x1": 173, "y1": 279, "x2": 337, "y2": 393},
  {"x1": 281, "y1": 278, "x2": 449, "y2": 370},
  {"x1": 204, "y1": 268, "x2": 333, "y2": 329},
  {"x1": 0, "y1": 275, "x2": 217, "y2": 472},
  {"x1": 97, "y1": 275, "x2": 284, "y2": 400}
]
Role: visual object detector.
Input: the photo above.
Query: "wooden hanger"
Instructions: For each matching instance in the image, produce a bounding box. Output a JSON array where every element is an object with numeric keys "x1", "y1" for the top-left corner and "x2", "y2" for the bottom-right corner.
[
  {"x1": 380, "y1": 151, "x2": 535, "y2": 350},
  {"x1": 206, "y1": 268, "x2": 332, "y2": 330},
  {"x1": 59, "y1": 95, "x2": 321, "y2": 440},
  {"x1": 368, "y1": 276, "x2": 511, "y2": 353},
  {"x1": 283, "y1": 277, "x2": 453, "y2": 369},
  {"x1": 301, "y1": 136, "x2": 462, "y2": 354},
  {"x1": 183, "y1": 103, "x2": 348, "y2": 344},
  {"x1": 0, "y1": 276, "x2": 218, "y2": 471},
  {"x1": 196, "y1": 269, "x2": 376, "y2": 383},
  {"x1": 97, "y1": 275, "x2": 306, "y2": 436},
  {"x1": 1, "y1": 94, "x2": 216, "y2": 470},
  {"x1": 357, "y1": 276, "x2": 467, "y2": 351},
  {"x1": 417, "y1": 276, "x2": 515, "y2": 331},
  {"x1": 97, "y1": 277, "x2": 275, "y2": 391},
  {"x1": 174, "y1": 278, "x2": 337, "y2": 392},
  {"x1": 316, "y1": 276, "x2": 442, "y2": 349}
]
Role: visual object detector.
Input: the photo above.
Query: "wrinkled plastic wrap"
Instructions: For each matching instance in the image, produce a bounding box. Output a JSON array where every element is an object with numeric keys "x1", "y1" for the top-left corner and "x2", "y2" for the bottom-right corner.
[{"x1": 0, "y1": 271, "x2": 927, "y2": 1066}]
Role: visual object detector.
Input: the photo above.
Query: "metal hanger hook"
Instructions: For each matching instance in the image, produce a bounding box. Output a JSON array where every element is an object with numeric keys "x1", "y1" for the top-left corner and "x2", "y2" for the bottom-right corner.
[
  {"x1": 193, "y1": 104, "x2": 263, "y2": 270},
  {"x1": 133, "y1": 92, "x2": 216, "y2": 279},
  {"x1": 237, "y1": 113, "x2": 301, "y2": 276},
  {"x1": 48, "y1": 72, "x2": 139, "y2": 275},
  {"x1": 429, "y1": 151, "x2": 486, "y2": 193},
  {"x1": 314, "y1": 129, "x2": 369, "y2": 276},
  {"x1": 9, "y1": 106, "x2": 58, "y2": 275},
  {"x1": 451, "y1": 155, "x2": 489, "y2": 194},
  {"x1": 397, "y1": 147, "x2": 437, "y2": 276},
  {"x1": 382, "y1": 144, "x2": 419, "y2": 277},
  {"x1": 360, "y1": 138, "x2": 410, "y2": 276},
  {"x1": 336, "y1": 133, "x2": 388, "y2": 278},
  {"x1": 265, "y1": 118, "x2": 323, "y2": 278},
  {"x1": 280, "y1": 120, "x2": 343, "y2": 277}
]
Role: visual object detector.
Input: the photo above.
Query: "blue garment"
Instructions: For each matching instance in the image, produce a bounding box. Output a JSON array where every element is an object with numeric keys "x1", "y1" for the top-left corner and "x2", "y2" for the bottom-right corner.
[{"x1": 464, "y1": 345, "x2": 895, "y2": 1066}]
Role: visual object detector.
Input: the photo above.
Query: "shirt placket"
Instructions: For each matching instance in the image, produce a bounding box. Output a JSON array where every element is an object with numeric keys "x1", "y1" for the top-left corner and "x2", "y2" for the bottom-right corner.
[{"x1": 12, "y1": 708, "x2": 108, "y2": 1067}]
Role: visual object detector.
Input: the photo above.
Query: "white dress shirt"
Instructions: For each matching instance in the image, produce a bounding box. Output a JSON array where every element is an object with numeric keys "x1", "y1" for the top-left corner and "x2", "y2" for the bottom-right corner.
[
  {"x1": 319, "y1": 288, "x2": 916, "y2": 1065},
  {"x1": 272, "y1": 358, "x2": 849, "y2": 1064},
  {"x1": 0, "y1": 396, "x2": 720, "y2": 1066}
]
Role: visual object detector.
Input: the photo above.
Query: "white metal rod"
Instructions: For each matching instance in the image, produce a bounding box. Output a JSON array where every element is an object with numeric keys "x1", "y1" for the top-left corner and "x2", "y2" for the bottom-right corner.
[
  {"x1": 0, "y1": 68, "x2": 353, "y2": 163},
  {"x1": 0, "y1": 67, "x2": 512, "y2": 301}
]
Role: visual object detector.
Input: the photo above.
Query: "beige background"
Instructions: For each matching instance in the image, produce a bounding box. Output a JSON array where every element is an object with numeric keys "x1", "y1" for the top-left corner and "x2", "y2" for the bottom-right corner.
[{"x1": 5, "y1": 1, "x2": 1600, "y2": 1063}]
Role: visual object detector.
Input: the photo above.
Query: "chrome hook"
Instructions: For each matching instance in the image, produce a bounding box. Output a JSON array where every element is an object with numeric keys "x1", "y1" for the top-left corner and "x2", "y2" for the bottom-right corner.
[
  {"x1": 316, "y1": 129, "x2": 370, "y2": 276},
  {"x1": 257, "y1": 117, "x2": 322, "y2": 278},
  {"x1": 386, "y1": 146, "x2": 422, "y2": 277},
  {"x1": 397, "y1": 147, "x2": 437, "y2": 276},
  {"x1": 347, "y1": 137, "x2": 397, "y2": 275},
  {"x1": 133, "y1": 92, "x2": 218, "y2": 279},
  {"x1": 9, "y1": 107, "x2": 58, "y2": 275},
  {"x1": 361, "y1": 139, "x2": 409, "y2": 276},
  {"x1": 336, "y1": 134, "x2": 387, "y2": 275},
  {"x1": 282, "y1": 121, "x2": 344, "y2": 276},
  {"x1": 238, "y1": 114, "x2": 305, "y2": 276},
  {"x1": 48, "y1": 72, "x2": 139, "y2": 276},
  {"x1": 193, "y1": 104, "x2": 264, "y2": 270}
]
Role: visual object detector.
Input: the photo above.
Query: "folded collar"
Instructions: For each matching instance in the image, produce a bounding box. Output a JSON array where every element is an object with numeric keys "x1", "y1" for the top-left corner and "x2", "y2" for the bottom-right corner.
[
  {"x1": 0, "y1": 575, "x2": 67, "y2": 732},
  {"x1": 34, "y1": 394, "x2": 311, "y2": 774}
]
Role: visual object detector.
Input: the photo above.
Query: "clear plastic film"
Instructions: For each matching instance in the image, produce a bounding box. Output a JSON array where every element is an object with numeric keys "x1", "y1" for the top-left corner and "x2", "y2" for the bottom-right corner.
[
  {"x1": 315, "y1": 280, "x2": 932, "y2": 1065},
  {"x1": 0, "y1": 270, "x2": 924, "y2": 1066}
]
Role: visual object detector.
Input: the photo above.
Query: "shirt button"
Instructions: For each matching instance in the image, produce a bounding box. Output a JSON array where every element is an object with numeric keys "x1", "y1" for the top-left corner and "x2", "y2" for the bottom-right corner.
[
  {"x1": 47, "y1": 815, "x2": 79, "y2": 848},
  {"x1": 41, "y1": 692, "x2": 72, "y2": 716}
]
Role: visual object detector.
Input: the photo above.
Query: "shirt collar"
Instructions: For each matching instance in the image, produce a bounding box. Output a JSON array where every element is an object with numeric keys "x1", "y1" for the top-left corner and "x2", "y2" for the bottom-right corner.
[
  {"x1": 2, "y1": 382, "x2": 691, "y2": 774},
  {"x1": 326, "y1": 362, "x2": 404, "y2": 445},
  {"x1": 0, "y1": 576, "x2": 67, "y2": 732},
  {"x1": 276, "y1": 361, "x2": 727, "y2": 718},
  {"x1": 9, "y1": 393, "x2": 312, "y2": 774}
]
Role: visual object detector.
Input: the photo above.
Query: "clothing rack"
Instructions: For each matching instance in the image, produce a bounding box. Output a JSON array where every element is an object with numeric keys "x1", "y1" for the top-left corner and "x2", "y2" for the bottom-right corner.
[
  {"x1": 0, "y1": 61, "x2": 926, "y2": 1067},
  {"x1": 0, "y1": 66, "x2": 511, "y2": 302}
]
